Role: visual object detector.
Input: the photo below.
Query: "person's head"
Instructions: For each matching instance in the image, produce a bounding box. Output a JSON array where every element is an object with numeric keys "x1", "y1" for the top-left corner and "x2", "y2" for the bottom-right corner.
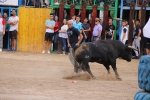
[
  {"x1": 12, "y1": 10, "x2": 16, "y2": 16},
  {"x1": 50, "y1": 13, "x2": 54, "y2": 20},
  {"x1": 4, "y1": 13, "x2": 8, "y2": 19},
  {"x1": 76, "y1": 15, "x2": 80, "y2": 22},
  {"x1": 95, "y1": 18, "x2": 100, "y2": 25},
  {"x1": 108, "y1": 17, "x2": 113, "y2": 25},
  {"x1": 0, "y1": 13, "x2": 2, "y2": 18},
  {"x1": 63, "y1": 18, "x2": 67, "y2": 25},
  {"x1": 55, "y1": 16, "x2": 58, "y2": 22},
  {"x1": 135, "y1": 19, "x2": 140, "y2": 26},
  {"x1": 68, "y1": 20, "x2": 73, "y2": 28},
  {"x1": 84, "y1": 18, "x2": 88, "y2": 23},
  {"x1": 72, "y1": 15, "x2": 76, "y2": 20},
  {"x1": 122, "y1": 20, "x2": 126, "y2": 27}
]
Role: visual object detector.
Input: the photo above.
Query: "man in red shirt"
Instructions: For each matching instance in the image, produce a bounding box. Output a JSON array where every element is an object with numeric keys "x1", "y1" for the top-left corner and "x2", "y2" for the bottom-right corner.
[{"x1": 0, "y1": 13, "x2": 6, "y2": 52}]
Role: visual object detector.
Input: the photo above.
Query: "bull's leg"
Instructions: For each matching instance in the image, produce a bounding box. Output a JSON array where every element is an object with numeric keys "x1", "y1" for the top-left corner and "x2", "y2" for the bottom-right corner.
[
  {"x1": 111, "y1": 63, "x2": 122, "y2": 80},
  {"x1": 86, "y1": 64, "x2": 96, "y2": 79},
  {"x1": 74, "y1": 61, "x2": 79, "y2": 74},
  {"x1": 103, "y1": 64, "x2": 111, "y2": 74}
]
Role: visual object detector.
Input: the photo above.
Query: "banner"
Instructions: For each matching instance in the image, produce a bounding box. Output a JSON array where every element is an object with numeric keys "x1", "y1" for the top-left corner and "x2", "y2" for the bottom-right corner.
[{"x1": 0, "y1": 0, "x2": 18, "y2": 6}]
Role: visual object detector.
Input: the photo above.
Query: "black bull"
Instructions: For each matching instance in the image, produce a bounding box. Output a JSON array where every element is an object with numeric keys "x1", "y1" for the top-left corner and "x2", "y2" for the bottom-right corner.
[{"x1": 71, "y1": 40, "x2": 137, "y2": 79}]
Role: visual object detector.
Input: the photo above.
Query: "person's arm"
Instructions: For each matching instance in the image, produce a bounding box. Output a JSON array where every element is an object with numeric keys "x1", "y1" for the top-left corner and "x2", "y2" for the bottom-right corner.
[
  {"x1": 67, "y1": 38, "x2": 71, "y2": 47},
  {"x1": 138, "y1": 29, "x2": 141, "y2": 37},
  {"x1": 84, "y1": 28, "x2": 91, "y2": 32},
  {"x1": 11, "y1": 17, "x2": 19, "y2": 25},
  {"x1": 75, "y1": 28, "x2": 83, "y2": 45},
  {"x1": 7, "y1": 19, "x2": 13, "y2": 25},
  {"x1": 135, "y1": 28, "x2": 141, "y2": 38},
  {"x1": 76, "y1": 33, "x2": 83, "y2": 45},
  {"x1": 96, "y1": 26, "x2": 102, "y2": 41},
  {"x1": 112, "y1": 30, "x2": 115, "y2": 39},
  {"x1": 82, "y1": 29, "x2": 87, "y2": 39},
  {"x1": 96, "y1": 30, "x2": 102, "y2": 41},
  {"x1": 2, "y1": 19, "x2": 6, "y2": 35},
  {"x1": 112, "y1": 25, "x2": 115, "y2": 39},
  {"x1": 132, "y1": 20, "x2": 135, "y2": 29},
  {"x1": 61, "y1": 25, "x2": 68, "y2": 33}
]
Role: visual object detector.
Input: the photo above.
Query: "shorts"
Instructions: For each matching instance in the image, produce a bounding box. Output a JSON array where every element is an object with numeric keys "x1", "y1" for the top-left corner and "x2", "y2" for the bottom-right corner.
[
  {"x1": 45, "y1": 32, "x2": 54, "y2": 42},
  {"x1": 145, "y1": 37, "x2": 150, "y2": 49},
  {"x1": 10, "y1": 30, "x2": 17, "y2": 39}
]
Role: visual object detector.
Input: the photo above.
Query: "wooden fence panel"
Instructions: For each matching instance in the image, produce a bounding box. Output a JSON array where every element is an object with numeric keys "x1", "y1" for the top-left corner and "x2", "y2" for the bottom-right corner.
[{"x1": 18, "y1": 7, "x2": 51, "y2": 53}]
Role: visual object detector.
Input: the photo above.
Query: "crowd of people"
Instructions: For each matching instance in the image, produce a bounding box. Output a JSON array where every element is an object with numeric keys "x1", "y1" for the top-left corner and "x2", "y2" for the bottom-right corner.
[
  {"x1": 0, "y1": 10, "x2": 19, "y2": 52},
  {"x1": 0, "y1": 11, "x2": 149, "y2": 58},
  {"x1": 41, "y1": 13, "x2": 150, "y2": 58}
]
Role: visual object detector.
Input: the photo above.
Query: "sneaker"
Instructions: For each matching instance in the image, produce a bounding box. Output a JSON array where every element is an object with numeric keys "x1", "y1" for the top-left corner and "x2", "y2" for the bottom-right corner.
[
  {"x1": 0, "y1": 48, "x2": 2, "y2": 52},
  {"x1": 48, "y1": 51, "x2": 50, "y2": 54},
  {"x1": 63, "y1": 51, "x2": 66, "y2": 55},
  {"x1": 54, "y1": 2, "x2": 59, "y2": 5},
  {"x1": 11, "y1": 49, "x2": 16, "y2": 52},
  {"x1": 42, "y1": 50, "x2": 45, "y2": 54}
]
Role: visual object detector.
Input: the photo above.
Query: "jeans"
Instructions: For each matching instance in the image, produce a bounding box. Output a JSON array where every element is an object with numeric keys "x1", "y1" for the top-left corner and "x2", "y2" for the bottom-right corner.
[
  {"x1": 61, "y1": 38, "x2": 67, "y2": 52},
  {"x1": 53, "y1": 33, "x2": 59, "y2": 51},
  {"x1": 54, "y1": 33, "x2": 59, "y2": 43},
  {"x1": 0, "y1": 32, "x2": 3, "y2": 48},
  {"x1": 93, "y1": 36, "x2": 101, "y2": 42},
  {"x1": 132, "y1": 37, "x2": 141, "y2": 56}
]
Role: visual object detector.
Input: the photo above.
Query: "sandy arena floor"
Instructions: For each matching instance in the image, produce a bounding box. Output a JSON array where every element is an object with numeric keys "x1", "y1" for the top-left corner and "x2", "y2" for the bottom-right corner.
[{"x1": 0, "y1": 51, "x2": 140, "y2": 100}]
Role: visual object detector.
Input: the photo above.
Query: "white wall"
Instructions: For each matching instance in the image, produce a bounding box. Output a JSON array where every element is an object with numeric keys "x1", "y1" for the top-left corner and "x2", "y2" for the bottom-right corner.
[{"x1": 0, "y1": 0, "x2": 18, "y2": 6}]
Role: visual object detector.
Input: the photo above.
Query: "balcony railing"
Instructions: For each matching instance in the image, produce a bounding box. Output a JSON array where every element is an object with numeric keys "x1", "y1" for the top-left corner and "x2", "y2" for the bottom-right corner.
[{"x1": 52, "y1": 0, "x2": 115, "y2": 7}]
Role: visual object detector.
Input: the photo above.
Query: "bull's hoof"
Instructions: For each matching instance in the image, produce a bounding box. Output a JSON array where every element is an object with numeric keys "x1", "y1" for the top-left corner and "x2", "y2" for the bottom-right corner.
[
  {"x1": 92, "y1": 76, "x2": 97, "y2": 79},
  {"x1": 116, "y1": 77, "x2": 122, "y2": 81}
]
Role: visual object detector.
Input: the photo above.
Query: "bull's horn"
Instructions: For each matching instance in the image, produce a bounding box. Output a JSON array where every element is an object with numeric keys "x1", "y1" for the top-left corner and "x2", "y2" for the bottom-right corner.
[{"x1": 128, "y1": 46, "x2": 138, "y2": 51}]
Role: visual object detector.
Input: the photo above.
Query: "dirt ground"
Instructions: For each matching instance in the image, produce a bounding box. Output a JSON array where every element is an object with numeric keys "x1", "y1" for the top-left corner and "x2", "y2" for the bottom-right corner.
[{"x1": 0, "y1": 51, "x2": 140, "y2": 100}]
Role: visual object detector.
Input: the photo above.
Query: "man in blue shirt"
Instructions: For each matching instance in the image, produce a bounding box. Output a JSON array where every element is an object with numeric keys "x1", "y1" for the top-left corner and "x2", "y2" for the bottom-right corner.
[
  {"x1": 42, "y1": 13, "x2": 55, "y2": 54},
  {"x1": 73, "y1": 15, "x2": 82, "y2": 34}
]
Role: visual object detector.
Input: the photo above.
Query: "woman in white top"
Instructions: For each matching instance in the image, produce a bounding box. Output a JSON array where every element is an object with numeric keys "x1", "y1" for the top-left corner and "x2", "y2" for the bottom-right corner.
[{"x1": 59, "y1": 19, "x2": 68, "y2": 54}]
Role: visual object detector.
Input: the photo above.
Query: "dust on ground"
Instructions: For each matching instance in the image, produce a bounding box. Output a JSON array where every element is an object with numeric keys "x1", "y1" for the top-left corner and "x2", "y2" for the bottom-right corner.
[{"x1": 0, "y1": 51, "x2": 139, "y2": 100}]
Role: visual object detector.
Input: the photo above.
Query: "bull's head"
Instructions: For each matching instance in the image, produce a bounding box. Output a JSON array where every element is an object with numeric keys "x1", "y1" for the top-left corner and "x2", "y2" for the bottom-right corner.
[{"x1": 121, "y1": 45, "x2": 137, "y2": 62}]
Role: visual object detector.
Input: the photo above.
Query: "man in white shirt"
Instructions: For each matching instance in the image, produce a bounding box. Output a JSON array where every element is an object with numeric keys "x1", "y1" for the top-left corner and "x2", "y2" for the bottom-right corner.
[
  {"x1": 8, "y1": 10, "x2": 19, "y2": 52},
  {"x1": 120, "y1": 20, "x2": 128, "y2": 44}
]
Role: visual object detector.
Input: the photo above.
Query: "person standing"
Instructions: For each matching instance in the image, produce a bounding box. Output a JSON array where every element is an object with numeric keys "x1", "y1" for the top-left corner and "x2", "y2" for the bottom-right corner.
[
  {"x1": 82, "y1": 18, "x2": 91, "y2": 42},
  {"x1": 67, "y1": 20, "x2": 83, "y2": 48},
  {"x1": 42, "y1": 13, "x2": 55, "y2": 54},
  {"x1": 59, "y1": 18, "x2": 68, "y2": 54},
  {"x1": 120, "y1": 20, "x2": 128, "y2": 44},
  {"x1": 143, "y1": 17, "x2": 150, "y2": 55},
  {"x1": 0, "y1": 13, "x2": 6, "y2": 52},
  {"x1": 73, "y1": 15, "x2": 82, "y2": 33},
  {"x1": 105, "y1": 17, "x2": 115, "y2": 40},
  {"x1": 91, "y1": 18, "x2": 102, "y2": 42},
  {"x1": 132, "y1": 19, "x2": 141, "y2": 58},
  {"x1": 8, "y1": 10, "x2": 19, "y2": 52},
  {"x1": 3, "y1": 13, "x2": 9, "y2": 49},
  {"x1": 53, "y1": 16, "x2": 59, "y2": 51}
]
